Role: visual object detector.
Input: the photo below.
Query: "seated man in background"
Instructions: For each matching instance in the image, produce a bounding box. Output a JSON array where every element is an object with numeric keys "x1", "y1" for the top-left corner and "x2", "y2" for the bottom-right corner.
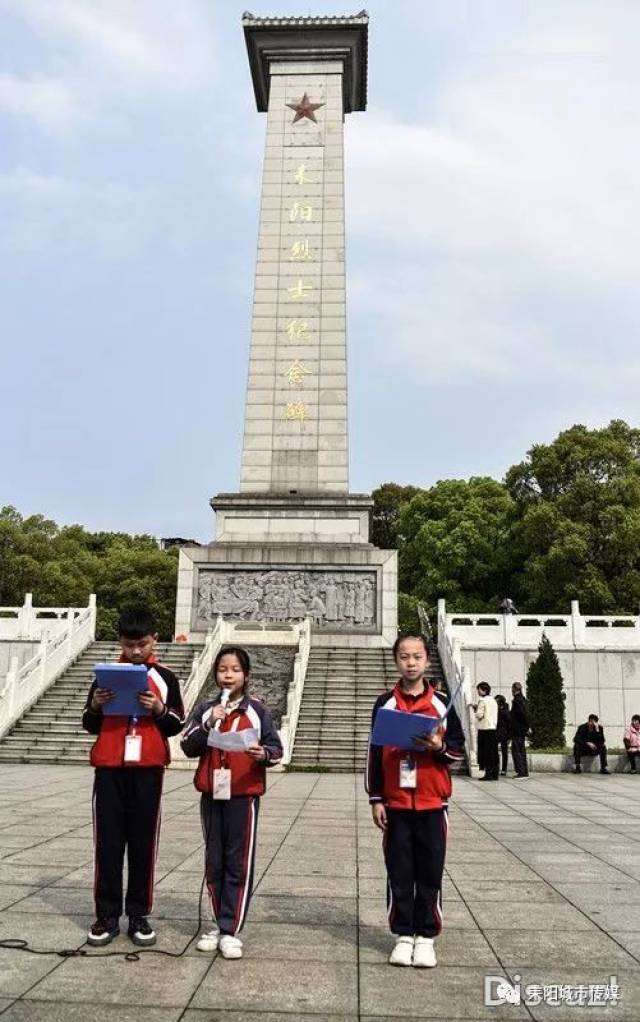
[{"x1": 573, "y1": 714, "x2": 610, "y2": 774}]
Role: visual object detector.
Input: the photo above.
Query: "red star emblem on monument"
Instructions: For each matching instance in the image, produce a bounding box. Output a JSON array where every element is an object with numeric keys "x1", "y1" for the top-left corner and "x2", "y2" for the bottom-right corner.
[{"x1": 287, "y1": 92, "x2": 324, "y2": 124}]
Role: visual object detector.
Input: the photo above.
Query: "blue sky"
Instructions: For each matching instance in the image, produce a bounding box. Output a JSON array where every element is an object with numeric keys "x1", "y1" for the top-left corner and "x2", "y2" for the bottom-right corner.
[{"x1": 2, "y1": 1, "x2": 639, "y2": 541}]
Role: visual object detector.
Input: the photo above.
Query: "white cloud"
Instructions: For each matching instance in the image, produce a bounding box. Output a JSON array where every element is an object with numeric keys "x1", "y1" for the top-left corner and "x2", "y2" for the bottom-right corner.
[
  {"x1": 0, "y1": 168, "x2": 155, "y2": 258},
  {"x1": 0, "y1": 74, "x2": 77, "y2": 129},
  {"x1": 345, "y1": 3, "x2": 640, "y2": 388},
  {"x1": 3, "y1": 0, "x2": 216, "y2": 102}
]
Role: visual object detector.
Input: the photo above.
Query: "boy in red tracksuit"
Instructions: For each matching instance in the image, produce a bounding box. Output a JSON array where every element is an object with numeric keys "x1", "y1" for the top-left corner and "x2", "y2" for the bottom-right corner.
[
  {"x1": 82, "y1": 606, "x2": 184, "y2": 947},
  {"x1": 181, "y1": 645, "x2": 282, "y2": 960},
  {"x1": 366, "y1": 633, "x2": 465, "y2": 968}
]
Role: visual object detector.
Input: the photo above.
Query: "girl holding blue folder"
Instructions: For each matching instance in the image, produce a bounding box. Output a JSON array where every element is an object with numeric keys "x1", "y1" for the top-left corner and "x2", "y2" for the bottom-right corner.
[{"x1": 366, "y1": 633, "x2": 465, "y2": 968}]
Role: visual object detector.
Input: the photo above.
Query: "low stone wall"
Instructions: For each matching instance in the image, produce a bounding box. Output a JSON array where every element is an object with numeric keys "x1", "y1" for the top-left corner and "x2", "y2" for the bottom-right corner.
[
  {"x1": 528, "y1": 751, "x2": 634, "y2": 773},
  {"x1": 460, "y1": 646, "x2": 640, "y2": 748}
]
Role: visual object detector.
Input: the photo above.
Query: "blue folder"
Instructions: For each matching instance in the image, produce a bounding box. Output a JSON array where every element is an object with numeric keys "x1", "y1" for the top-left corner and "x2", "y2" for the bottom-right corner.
[
  {"x1": 94, "y1": 663, "x2": 151, "y2": 717},
  {"x1": 371, "y1": 707, "x2": 442, "y2": 751}
]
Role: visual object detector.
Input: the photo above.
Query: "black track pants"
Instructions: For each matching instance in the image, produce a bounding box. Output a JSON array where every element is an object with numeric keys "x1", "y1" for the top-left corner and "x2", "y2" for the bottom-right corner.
[
  {"x1": 383, "y1": 807, "x2": 448, "y2": 938},
  {"x1": 92, "y1": 766, "x2": 164, "y2": 919},
  {"x1": 201, "y1": 794, "x2": 259, "y2": 936}
]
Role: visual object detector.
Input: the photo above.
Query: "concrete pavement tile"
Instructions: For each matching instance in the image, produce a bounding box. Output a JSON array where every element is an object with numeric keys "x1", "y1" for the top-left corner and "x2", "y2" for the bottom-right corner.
[
  {"x1": 255, "y1": 872, "x2": 356, "y2": 897},
  {"x1": 456, "y1": 881, "x2": 564, "y2": 904},
  {"x1": 484, "y1": 928, "x2": 636, "y2": 968},
  {"x1": 0, "y1": 1003, "x2": 182, "y2": 1022},
  {"x1": 266, "y1": 859, "x2": 357, "y2": 877},
  {"x1": 582, "y1": 905, "x2": 640, "y2": 931},
  {"x1": 0, "y1": 909, "x2": 89, "y2": 949},
  {"x1": 192, "y1": 958, "x2": 357, "y2": 1014},
  {"x1": 469, "y1": 903, "x2": 597, "y2": 931},
  {"x1": 0, "y1": 866, "x2": 69, "y2": 886},
  {"x1": 553, "y1": 882, "x2": 640, "y2": 907},
  {"x1": 21, "y1": 955, "x2": 211, "y2": 1007},
  {"x1": 250, "y1": 894, "x2": 357, "y2": 926},
  {"x1": 447, "y1": 863, "x2": 539, "y2": 881},
  {"x1": 359, "y1": 925, "x2": 500, "y2": 967},
  {"x1": 359, "y1": 964, "x2": 528, "y2": 1018},
  {"x1": 233, "y1": 920, "x2": 358, "y2": 961},
  {"x1": 0, "y1": 949, "x2": 60, "y2": 998},
  {"x1": 608, "y1": 932, "x2": 640, "y2": 958},
  {"x1": 518, "y1": 967, "x2": 638, "y2": 1020},
  {"x1": 0, "y1": 887, "x2": 41, "y2": 911},
  {"x1": 183, "y1": 1013, "x2": 356, "y2": 1022}
]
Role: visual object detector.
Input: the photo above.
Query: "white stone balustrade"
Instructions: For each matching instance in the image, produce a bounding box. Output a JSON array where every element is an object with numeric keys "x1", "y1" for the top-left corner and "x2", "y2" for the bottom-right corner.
[
  {"x1": 0, "y1": 594, "x2": 92, "y2": 641},
  {"x1": 0, "y1": 596, "x2": 97, "y2": 739},
  {"x1": 437, "y1": 598, "x2": 640, "y2": 749}
]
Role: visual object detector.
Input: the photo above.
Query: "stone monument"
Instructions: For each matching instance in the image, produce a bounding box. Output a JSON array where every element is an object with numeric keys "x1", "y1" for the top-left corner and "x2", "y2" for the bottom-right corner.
[{"x1": 175, "y1": 12, "x2": 397, "y2": 647}]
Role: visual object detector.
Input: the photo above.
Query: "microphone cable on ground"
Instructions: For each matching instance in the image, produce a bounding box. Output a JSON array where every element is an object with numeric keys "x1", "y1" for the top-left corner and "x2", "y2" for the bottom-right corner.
[{"x1": 0, "y1": 791, "x2": 215, "y2": 963}]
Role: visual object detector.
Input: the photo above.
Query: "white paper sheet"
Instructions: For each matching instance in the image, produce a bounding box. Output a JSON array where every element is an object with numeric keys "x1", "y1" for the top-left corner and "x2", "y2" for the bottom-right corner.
[{"x1": 207, "y1": 727, "x2": 259, "y2": 753}]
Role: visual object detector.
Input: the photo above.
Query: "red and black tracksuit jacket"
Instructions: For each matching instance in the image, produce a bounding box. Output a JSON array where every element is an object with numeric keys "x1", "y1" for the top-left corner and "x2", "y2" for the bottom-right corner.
[
  {"x1": 181, "y1": 694, "x2": 282, "y2": 935},
  {"x1": 82, "y1": 657, "x2": 185, "y2": 921},
  {"x1": 366, "y1": 681, "x2": 465, "y2": 938}
]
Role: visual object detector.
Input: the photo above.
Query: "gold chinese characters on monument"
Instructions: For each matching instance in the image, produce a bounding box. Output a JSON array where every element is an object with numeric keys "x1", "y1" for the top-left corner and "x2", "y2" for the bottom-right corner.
[{"x1": 280, "y1": 96, "x2": 325, "y2": 430}]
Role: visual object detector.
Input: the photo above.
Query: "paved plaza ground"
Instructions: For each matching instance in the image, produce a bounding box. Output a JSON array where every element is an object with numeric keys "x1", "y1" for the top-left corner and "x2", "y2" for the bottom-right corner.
[{"x1": 0, "y1": 766, "x2": 639, "y2": 1020}]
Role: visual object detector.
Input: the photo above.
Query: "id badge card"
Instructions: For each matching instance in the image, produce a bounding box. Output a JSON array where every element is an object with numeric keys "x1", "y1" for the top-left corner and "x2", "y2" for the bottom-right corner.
[
  {"x1": 124, "y1": 734, "x2": 142, "y2": 763},
  {"x1": 213, "y1": 768, "x2": 231, "y2": 800},
  {"x1": 399, "y1": 755, "x2": 417, "y2": 789}
]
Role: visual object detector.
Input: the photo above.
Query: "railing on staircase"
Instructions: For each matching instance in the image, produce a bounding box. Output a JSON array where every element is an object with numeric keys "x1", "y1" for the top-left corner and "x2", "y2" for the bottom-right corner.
[
  {"x1": 280, "y1": 617, "x2": 311, "y2": 766},
  {"x1": 0, "y1": 595, "x2": 97, "y2": 740},
  {"x1": 169, "y1": 615, "x2": 312, "y2": 768},
  {"x1": 434, "y1": 599, "x2": 479, "y2": 776}
]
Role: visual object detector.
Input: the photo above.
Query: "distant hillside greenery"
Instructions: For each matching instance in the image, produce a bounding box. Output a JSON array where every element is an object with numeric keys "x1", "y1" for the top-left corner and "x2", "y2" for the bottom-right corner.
[{"x1": 4, "y1": 420, "x2": 640, "y2": 639}]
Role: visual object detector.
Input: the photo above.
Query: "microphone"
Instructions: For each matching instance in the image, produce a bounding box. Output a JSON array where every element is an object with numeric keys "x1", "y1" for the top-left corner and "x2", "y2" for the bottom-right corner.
[{"x1": 214, "y1": 688, "x2": 230, "y2": 732}]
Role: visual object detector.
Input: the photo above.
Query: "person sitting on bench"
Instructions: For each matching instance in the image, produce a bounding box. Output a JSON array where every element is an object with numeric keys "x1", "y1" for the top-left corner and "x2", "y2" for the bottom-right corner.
[{"x1": 573, "y1": 714, "x2": 610, "y2": 774}]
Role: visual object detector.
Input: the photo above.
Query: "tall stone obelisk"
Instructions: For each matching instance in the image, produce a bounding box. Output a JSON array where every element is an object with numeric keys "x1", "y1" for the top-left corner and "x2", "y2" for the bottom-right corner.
[
  {"x1": 240, "y1": 15, "x2": 360, "y2": 493},
  {"x1": 175, "y1": 13, "x2": 398, "y2": 647}
]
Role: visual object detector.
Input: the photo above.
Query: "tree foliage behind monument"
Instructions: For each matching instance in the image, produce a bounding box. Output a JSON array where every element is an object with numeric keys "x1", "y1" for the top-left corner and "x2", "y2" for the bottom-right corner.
[
  {"x1": 526, "y1": 636, "x2": 566, "y2": 748},
  {"x1": 0, "y1": 506, "x2": 178, "y2": 640},
  {"x1": 372, "y1": 419, "x2": 640, "y2": 620}
]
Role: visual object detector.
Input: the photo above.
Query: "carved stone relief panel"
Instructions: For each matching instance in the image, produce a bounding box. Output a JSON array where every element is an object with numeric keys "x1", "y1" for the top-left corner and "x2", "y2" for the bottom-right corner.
[{"x1": 194, "y1": 569, "x2": 377, "y2": 631}]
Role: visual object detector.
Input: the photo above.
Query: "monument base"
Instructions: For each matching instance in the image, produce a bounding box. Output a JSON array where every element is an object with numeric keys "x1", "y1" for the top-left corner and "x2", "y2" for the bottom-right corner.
[{"x1": 175, "y1": 492, "x2": 397, "y2": 648}]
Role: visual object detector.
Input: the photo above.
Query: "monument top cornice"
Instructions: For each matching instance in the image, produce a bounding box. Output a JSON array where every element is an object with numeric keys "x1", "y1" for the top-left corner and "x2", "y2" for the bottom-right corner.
[{"x1": 242, "y1": 10, "x2": 368, "y2": 113}]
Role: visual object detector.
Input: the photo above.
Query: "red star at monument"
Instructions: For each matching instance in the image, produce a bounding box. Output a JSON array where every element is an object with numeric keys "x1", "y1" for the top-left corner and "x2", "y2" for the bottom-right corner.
[{"x1": 286, "y1": 92, "x2": 324, "y2": 124}]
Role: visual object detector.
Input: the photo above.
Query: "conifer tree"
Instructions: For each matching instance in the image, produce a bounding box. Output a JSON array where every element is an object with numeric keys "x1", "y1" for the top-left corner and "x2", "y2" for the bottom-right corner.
[{"x1": 526, "y1": 635, "x2": 566, "y2": 748}]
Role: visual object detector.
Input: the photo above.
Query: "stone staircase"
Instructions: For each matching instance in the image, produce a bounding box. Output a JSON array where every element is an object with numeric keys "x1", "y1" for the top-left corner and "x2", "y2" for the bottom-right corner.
[
  {"x1": 0, "y1": 641, "x2": 200, "y2": 765},
  {"x1": 290, "y1": 642, "x2": 447, "y2": 772}
]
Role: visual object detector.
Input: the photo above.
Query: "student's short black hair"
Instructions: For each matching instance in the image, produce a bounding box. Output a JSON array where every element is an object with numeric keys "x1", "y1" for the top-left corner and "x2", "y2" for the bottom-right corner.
[
  {"x1": 118, "y1": 606, "x2": 156, "y2": 639},
  {"x1": 632, "y1": 715, "x2": 640, "y2": 723},
  {"x1": 392, "y1": 633, "x2": 429, "y2": 658},
  {"x1": 495, "y1": 694, "x2": 507, "y2": 706},
  {"x1": 477, "y1": 682, "x2": 491, "y2": 695},
  {"x1": 214, "y1": 645, "x2": 251, "y2": 679},
  {"x1": 588, "y1": 713, "x2": 599, "y2": 722}
]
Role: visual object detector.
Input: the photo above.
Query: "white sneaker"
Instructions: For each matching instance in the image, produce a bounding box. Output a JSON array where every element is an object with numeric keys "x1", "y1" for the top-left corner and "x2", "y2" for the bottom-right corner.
[
  {"x1": 196, "y1": 928, "x2": 219, "y2": 952},
  {"x1": 389, "y1": 935, "x2": 414, "y2": 966},
  {"x1": 413, "y1": 936, "x2": 437, "y2": 968},
  {"x1": 219, "y1": 934, "x2": 243, "y2": 959}
]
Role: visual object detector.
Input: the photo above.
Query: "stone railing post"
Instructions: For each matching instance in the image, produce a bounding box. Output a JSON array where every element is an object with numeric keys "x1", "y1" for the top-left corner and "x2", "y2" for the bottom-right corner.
[{"x1": 571, "y1": 600, "x2": 584, "y2": 647}]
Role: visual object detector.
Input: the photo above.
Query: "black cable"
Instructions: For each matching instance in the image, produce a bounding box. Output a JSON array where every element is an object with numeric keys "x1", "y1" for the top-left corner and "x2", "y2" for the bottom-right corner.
[{"x1": 0, "y1": 793, "x2": 213, "y2": 962}]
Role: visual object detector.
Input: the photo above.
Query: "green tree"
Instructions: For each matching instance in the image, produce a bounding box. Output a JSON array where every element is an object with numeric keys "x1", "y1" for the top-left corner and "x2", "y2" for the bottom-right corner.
[
  {"x1": 371, "y1": 482, "x2": 420, "y2": 549},
  {"x1": 397, "y1": 477, "x2": 516, "y2": 615},
  {"x1": 506, "y1": 420, "x2": 640, "y2": 612},
  {"x1": 526, "y1": 636, "x2": 566, "y2": 748},
  {"x1": 0, "y1": 506, "x2": 179, "y2": 639}
]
